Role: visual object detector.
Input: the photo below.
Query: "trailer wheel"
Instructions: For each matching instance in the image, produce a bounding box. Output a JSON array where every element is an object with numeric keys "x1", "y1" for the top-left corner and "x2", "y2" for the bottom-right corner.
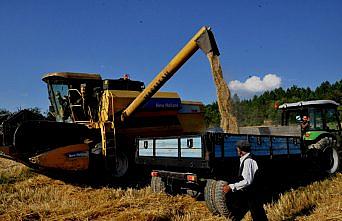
[
  {"x1": 214, "y1": 180, "x2": 233, "y2": 218},
  {"x1": 186, "y1": 189, "x2": 201, "y2": 199},
  {"x1": 151, "y1": 176, "x2": 166, "y2": 193},
  {"x1": 204, "y1": 179, "x2": 219, "y2": 215}
]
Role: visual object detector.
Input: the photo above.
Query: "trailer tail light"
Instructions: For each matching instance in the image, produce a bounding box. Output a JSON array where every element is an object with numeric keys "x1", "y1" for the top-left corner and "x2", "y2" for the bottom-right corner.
[
  {"x1": 151, "y1": 171, "x2": 159, "y2": 177},
  {"x1": 186, "y1": 174, "x2": 197, "y2": 182}
]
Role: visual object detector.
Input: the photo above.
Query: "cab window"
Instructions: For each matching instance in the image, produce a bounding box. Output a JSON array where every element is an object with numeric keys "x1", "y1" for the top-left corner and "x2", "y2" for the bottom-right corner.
[
  {"x1": 308, "y1": 108, "x2": 323, "y2": 130},
  {"x1": 284, "y1": 110, "x2": 302, "y2": 126},
  {"x1": 325, "y1": 108, "x2": 339, "y2": 130},
  {"x1": 50, "y1": 84, "x2": 71, "y2": 122}
]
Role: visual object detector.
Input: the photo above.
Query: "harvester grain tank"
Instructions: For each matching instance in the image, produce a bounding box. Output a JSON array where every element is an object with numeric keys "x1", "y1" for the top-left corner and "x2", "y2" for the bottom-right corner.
[{"x1": 0, "y1": 26, "x2": 220, "y2": 176}]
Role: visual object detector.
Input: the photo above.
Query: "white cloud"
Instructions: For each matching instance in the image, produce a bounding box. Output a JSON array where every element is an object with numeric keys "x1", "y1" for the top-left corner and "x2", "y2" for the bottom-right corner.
[{"x1": 229, "y1": 74, "x2": 281, "y2": 93}]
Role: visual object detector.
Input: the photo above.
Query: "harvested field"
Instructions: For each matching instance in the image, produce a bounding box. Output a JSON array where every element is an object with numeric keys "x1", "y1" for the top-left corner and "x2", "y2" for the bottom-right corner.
[{"x1": 0, "y1": 158, "x2": 341, "y2": 221}]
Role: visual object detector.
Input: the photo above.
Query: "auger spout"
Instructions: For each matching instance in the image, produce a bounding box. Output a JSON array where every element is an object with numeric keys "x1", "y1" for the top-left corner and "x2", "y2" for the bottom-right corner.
[{"x1": 120, "y1": 26, "x2": 219, "y2": 122}]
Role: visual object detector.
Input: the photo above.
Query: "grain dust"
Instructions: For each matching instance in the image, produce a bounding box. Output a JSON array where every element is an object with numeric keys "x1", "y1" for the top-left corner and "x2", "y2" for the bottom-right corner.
[{"x1": 207, "y1": 52, "x2": 239, "y2": 133}]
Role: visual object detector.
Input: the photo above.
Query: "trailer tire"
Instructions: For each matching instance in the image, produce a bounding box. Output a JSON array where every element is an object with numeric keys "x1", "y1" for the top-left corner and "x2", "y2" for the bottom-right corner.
[
  {"x1": 186, "y1": 189, "x2": 201, "y2": 199},
  {"x1": 204, "y1": 179, "x2": 219, "y2": 215},
  {"x1": 151, "y1": 176, "x2": 166, "y2": 193},
  {"x1": 214, "y1": 180, "x2": 233, "y2": 218}
]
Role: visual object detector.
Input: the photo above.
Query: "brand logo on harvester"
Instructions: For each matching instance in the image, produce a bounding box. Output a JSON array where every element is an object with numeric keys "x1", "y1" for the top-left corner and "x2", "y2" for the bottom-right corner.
[
  {"x1": 155, "y1": 102, "x2": 179, "y2": 108},
  {"x1": 66, "y1": 151, "x2": 89, "y2": 158}
]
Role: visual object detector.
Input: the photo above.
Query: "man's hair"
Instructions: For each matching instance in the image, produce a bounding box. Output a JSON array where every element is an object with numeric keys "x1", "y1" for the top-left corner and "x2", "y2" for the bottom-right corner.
[{"x1": 236, "y1": 140, "x2": 251, "y2": 152}]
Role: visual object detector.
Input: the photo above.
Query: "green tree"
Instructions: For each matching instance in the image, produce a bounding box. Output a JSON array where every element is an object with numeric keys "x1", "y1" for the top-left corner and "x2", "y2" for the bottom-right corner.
[
  {"x1": 204, "y1": 102, "x2": 220, "y2": 128},
  {"x1": 204, "y1": 79, "x2": 342, "y2": 128}
]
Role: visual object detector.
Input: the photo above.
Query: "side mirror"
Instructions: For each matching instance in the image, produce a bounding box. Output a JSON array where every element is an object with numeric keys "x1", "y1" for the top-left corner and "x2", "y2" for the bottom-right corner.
[{"x1": 295, "y1": 115, "x2": 302, "y2": 124}]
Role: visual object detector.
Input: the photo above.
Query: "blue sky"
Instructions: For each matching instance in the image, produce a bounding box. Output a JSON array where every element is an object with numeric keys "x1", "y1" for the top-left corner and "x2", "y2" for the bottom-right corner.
[{"x1": 0, "y1": 0, "x2": 341, "y2": 112}]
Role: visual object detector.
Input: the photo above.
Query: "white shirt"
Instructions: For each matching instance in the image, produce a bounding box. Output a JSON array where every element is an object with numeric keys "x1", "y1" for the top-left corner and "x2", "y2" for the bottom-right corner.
[{"x1": 228, "y1": 153, "x2": 258, "y2": 192}]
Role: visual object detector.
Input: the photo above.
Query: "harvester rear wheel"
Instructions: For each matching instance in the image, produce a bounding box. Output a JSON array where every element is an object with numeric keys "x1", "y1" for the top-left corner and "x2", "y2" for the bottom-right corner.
[{"x1": 204, "y1": 179, "x2": 219, "y2": 215}]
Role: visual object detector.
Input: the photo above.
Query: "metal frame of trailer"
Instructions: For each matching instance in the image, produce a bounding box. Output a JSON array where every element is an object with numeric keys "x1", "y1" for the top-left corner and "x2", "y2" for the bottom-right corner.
[{"x1": 135, "y1": 132, "x2": 303, "y2": 181}]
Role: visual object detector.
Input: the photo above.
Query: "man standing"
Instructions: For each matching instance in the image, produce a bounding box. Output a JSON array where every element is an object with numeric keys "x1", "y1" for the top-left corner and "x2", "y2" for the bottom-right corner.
[
  {"x1": 301, "y1": 115, "x2": 310, "y2": 132},
  {"x1": 223, "y1": 140, "x2": 267, "y2": 221}
]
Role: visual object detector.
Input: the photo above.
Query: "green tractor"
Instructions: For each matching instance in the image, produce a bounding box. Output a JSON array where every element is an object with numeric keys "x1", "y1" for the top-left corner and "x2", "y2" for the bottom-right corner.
[{"x1": 279, "y1": 100, "x2": 341, "y2": 173}]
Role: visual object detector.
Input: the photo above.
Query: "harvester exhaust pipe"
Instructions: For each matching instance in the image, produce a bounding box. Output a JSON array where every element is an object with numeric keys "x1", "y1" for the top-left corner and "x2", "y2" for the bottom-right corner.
[{"x1": 121, "y1": 26, "x2": 220, "y2": 121}]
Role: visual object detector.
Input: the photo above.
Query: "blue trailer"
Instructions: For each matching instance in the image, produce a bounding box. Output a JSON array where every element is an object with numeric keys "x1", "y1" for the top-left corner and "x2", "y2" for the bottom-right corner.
[{"x1": 135, "y1": 100, "x2": 341, "y2": 218}]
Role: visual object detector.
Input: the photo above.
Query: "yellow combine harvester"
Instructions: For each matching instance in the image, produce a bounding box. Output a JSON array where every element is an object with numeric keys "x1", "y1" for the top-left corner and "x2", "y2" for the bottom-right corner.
[{"x1": 0, "y1": 26, "x2": 220, "y2": 176}]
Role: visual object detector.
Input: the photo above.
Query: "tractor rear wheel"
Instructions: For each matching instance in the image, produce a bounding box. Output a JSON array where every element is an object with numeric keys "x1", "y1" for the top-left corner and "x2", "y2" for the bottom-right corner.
[
  {"x1": 308, "y1": 137, "x2": 340, "y2": 174},
  {"x1": 321, "y1": 146, "x2": 340, "y2": 174}
]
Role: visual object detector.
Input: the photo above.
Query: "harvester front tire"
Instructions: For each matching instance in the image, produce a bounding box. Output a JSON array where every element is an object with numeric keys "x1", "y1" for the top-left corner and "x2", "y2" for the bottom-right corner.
[
  {"x1": 204, "y1": 179, "x2": 219, "y2": 215},
  {"x1": 214, "y1": 180, "x2": 233, "y2": 218},
  {"x1": 114, "y1": 152, "x2": 129, "y2": 177},
  {"x1": 151, "y1": 176, "x2": 166, "y2": 193}
]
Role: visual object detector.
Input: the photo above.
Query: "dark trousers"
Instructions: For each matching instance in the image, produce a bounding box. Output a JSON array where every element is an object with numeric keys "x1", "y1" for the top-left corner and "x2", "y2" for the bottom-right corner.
[
  {"x1": 246, "y1": 191, "x2": 268, "y2": 221},
  {"x1": 229, "y1": 190, "x2": 268, "y2": 221}
]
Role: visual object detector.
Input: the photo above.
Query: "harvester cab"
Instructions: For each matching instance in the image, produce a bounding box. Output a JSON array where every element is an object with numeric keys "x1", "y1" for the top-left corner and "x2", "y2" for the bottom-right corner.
[
  {"x1": 42, "y1": 72, "x2": 146, "y2": 124},
  {"x1": 42, "y1": 72, "x2": 103, "y2": 124}
]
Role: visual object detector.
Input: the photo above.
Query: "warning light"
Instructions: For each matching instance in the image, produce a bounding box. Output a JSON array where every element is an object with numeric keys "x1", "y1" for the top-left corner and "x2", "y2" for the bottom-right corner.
[
  {"x1": 151, "y1": 171, "x2": 159, "y2": 177},
  {"x1": 186, "y1": 174, "x2": 197, "y2": 182},
  {"x1": 123, "y1": 74, "x2": 130, "y2": 80}
]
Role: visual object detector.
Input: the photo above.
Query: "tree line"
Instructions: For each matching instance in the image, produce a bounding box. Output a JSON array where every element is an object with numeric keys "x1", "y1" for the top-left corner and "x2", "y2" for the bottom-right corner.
[
  {"x1": 205, "y1": 80, "x2": 342, "y2": 127},
  {"x1": 1, "y1": 80, "x2": 341, "y2": 128},
  {"x1": 0, "y1": 107, "x2": 43, "y2": 119}
]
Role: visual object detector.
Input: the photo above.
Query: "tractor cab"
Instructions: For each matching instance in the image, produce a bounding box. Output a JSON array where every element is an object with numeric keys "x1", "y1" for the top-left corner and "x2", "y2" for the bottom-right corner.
[
  {"x1": 279, "y1": 100, "x2": 341, "y2": 136},
  {"x1": 42, "y1": 72, "x2": 103, "y2": 123}
]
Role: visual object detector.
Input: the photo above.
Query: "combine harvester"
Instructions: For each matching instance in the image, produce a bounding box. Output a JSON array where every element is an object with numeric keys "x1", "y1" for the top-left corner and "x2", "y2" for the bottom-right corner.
[{"x1": 0, "y1": 26, "x2": 220, "y2": 177}]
